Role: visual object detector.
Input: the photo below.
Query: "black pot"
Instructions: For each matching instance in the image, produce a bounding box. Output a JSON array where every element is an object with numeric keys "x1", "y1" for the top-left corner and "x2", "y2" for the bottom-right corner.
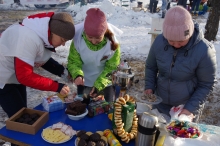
[
  {"x1": 137, "y1": 2, "x2": 143, "y2": 5},
  {"x1": 137, "y1": 1, "x2": 143, "y2": 8}
]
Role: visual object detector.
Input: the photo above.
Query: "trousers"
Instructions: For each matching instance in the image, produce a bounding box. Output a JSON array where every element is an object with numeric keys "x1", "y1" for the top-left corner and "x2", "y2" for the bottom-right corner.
[
  {"x1": 0, "y1": 84, "x2": 27, "y2": 117},
  {"x1": 191, "y1": 0, "x2": 202, "y2": 12},
  {"x1": 177, "y1": 0, "x2": 187, "y2": 8},
  {"x1": 149, "y1": 0, "x2": 158, "y2": 13}
]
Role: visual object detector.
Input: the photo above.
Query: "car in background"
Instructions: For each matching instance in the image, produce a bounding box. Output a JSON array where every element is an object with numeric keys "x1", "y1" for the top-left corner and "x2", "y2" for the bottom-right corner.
[{"x1": 20, "y1": 0, "x2": 70, "y2": 8}]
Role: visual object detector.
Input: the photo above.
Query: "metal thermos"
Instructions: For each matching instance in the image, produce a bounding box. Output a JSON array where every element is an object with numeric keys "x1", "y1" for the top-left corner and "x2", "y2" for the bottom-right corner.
[{"x1": 135, "y1": 112, "x2": 160, "y2": 146}]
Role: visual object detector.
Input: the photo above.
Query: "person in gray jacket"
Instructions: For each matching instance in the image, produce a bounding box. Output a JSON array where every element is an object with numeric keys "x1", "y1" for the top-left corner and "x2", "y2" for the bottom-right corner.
[{"x1": 144, "y1": 6, "x2": 216, "y2": 122}]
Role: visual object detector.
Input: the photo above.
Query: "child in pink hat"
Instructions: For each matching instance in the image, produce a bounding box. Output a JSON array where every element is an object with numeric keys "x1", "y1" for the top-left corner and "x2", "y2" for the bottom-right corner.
[{"x1": 67, "y1": 8, "x2": 123, "y2": 103}]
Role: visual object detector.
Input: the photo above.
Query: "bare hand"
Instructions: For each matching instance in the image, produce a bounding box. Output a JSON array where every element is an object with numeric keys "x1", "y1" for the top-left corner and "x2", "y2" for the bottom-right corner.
[
  {"x1": 89, "y1": 87, "x2": 97, "y2": 98},
  {"x1": 59, "y1": 85, "x2": 70, "y2": 96},
  {"x1": 179, "y1": 109, "x2": 194, "y2": 117},
  {"x1": 74, "y1": 76, "x2": 84, "y2": 85},
  {"x1": 144, "y1": 89, "x2": 153, "y2": 94}
]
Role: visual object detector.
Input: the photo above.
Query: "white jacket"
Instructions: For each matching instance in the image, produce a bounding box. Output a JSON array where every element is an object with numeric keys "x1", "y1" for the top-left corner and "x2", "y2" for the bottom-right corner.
[{"x1": 0, "y1": 13, "x2": 54, "y2": 89}]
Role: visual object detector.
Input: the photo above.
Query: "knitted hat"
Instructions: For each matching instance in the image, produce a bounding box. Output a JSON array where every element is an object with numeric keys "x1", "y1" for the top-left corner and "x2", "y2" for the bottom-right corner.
[
  {"x1": 49, "y1": 12, "x2": 75, "y2": 40},
  {"x1": 84, "y1": 8, "x2": 107, "y2": 37},
  {"x1": 163, "y1": 6, "x2": 194, "y2": 41}
]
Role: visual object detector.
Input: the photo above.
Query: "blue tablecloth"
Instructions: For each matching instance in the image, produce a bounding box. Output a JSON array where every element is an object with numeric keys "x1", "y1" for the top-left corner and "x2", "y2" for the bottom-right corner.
[{"x1": 0, "y1": 104, "x2": 135, "y2": 146}]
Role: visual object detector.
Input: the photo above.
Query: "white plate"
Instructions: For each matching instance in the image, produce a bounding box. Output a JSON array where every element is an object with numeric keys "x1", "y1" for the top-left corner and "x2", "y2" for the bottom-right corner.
[
  {"x1": 137, "y1": 94, "x2": 163, "y2": 105},
  {"x1": 41, "y1": 126, "x2": 73, "y2": 144},
  {"x1": 75, "y1": 138, "x2": 78, "y2": 146},
  {"x1": 74, "y1": 138, "x2": 108, "y2": 146},
  {"x1": 165, "y1": 121, "x2": 203, "y2": 139}
]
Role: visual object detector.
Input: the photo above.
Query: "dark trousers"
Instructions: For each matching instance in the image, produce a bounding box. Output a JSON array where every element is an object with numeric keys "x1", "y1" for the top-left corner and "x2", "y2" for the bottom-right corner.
[
  {"x1": 191, "y1": 0, "x2": 202, "y2": 12},
  {"x1": 149, "y1": 0, "x2": 158, "y2": 13},
  {"x1": 167, "y1": 2, "x2": 170, "y2": 9},
  {"x1": 77, "y1": 85, "x2": 115, "y2": 103},
  {"x1": 0, "y1": 84, "x2": 27, "y2": 117},
  {"x1": 177, "y1": 0, "x2": 187, "y2": 8}
]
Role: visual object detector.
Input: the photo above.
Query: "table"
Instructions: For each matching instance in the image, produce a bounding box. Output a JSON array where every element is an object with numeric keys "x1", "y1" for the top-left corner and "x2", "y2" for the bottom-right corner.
[{"x1": 0, "y1": 104, "x2": 135, "y2": 146}]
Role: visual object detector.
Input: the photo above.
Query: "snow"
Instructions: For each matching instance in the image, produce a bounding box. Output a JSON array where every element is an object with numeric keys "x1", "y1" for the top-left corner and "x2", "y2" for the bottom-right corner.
[{"x1": 0, "y1": 0, "x2": 220, "y2": 126}]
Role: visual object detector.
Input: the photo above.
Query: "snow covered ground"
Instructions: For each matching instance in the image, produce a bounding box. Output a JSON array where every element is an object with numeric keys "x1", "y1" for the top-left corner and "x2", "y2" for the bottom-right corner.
[{"x1": 0, "y1": 0, "x2": 220, "y2": 128}]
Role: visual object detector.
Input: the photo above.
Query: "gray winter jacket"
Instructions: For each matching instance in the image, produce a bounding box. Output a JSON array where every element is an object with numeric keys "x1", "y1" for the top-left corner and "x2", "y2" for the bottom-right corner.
[{"x1": 145, "y1": 23, "x2": 217, "y2": 115}]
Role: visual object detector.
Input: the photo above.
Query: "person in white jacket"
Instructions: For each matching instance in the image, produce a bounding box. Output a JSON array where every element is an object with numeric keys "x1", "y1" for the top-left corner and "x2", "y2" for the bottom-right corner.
[{"x1": 0, "y1": 12, "x2": 75, "y2": 117}]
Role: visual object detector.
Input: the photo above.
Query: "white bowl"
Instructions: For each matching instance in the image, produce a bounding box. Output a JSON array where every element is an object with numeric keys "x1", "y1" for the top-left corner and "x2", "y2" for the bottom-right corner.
[
  {"x1": 136, "y1": 102, "x2": 151, "y2": 116},
  {"x1": 73, "y1": 96, "x2": 83, "y2": 101},
  {"x1": 165, "y1": 120, "x2": 203, "y2": 139},
  {"x1": 67, "y1": 109, "x2": 88, "y2": 121}
]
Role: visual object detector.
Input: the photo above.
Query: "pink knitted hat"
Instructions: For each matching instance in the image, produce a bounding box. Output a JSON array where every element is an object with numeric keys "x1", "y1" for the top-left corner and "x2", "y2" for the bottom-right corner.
[
  {"x1": 163, "y1": 6, "x2": 194, "y2": 41},
  {"x1": 84, "y1": 8, "x2": 107, "y2": 37}
]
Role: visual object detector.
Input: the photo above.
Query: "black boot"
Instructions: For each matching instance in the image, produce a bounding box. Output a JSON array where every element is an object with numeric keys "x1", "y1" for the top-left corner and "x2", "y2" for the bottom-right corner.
[{"x1": 162, "y1": 11, "x2": 165, "y2": 18}]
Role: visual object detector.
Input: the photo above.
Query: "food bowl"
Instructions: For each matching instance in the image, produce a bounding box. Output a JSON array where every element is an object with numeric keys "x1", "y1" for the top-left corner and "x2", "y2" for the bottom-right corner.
[
  {"x1": 66, "y1": 109, "x2": 88, "y2": 121},
  {"x1": 165, "y1": 120, "x2": 203, "y2": 139},
  {"x1": 73, "y1": 96, "x2": 83, "y2": 101},
  {"x1": 136, "y1": 102, "x2": 151, "y2": 116}
]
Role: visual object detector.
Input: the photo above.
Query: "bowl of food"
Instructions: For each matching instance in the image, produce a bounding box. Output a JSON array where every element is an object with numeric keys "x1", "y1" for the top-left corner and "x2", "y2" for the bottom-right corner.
[
  {"x1": 66, "y1": 109, "x2": 88, "y2": 121},
  {"x1": 65, "y1": 101, "x2": 88, "y2": 120},
  {"x1": 136, "y1": 93, "x2": 163, "y2": 105},
  {"x1": 165, "y1": 120, "x2": 202, "y2": 139}
]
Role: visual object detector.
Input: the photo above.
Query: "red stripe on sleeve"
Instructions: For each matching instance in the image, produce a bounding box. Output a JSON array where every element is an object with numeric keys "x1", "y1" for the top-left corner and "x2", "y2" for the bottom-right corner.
[
  {"x1": 28, "y1": 12, "x2": 54, "y2": 19},
  {"x1": 15, "y1": 57, "x2": 58, "y2": 92}
]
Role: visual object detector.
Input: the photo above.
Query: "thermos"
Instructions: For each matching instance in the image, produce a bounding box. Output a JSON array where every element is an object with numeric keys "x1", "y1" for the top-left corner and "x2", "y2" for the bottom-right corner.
[{"x1": 135, "y1": 112, "x2": 160, "y2": 146}]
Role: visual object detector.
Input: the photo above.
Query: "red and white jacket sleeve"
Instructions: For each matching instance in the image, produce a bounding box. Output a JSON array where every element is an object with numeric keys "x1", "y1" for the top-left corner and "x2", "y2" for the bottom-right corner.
[{"x1": 15, "y1": 57, "x2": 64, "y2": 92}]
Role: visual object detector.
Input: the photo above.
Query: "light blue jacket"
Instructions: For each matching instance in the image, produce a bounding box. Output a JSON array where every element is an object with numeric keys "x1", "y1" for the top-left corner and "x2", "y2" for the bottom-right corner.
[{"x1": 145, "y1": 23, "x2": 217, "y2": 115}]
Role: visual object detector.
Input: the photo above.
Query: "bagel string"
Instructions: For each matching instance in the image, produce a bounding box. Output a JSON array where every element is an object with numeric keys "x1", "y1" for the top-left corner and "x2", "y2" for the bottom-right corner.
[{"x1": 114, "y1": 94, "x2": 138, "y2": 143}]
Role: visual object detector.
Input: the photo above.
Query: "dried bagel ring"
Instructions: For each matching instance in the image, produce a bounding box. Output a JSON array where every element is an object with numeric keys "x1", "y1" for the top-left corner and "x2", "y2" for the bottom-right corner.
[
  {"x1": 118, "y1": 131, "x2": 125, "y2": 137},
  {"x1": 123, "y1": 94, "x2": 130, "y2": 102},
  {"x1": 128, "y1": 133, "x2": 134, "y2": 139},
  {"x1": 115, "y1": 119, "x2": 122, "y2": 123},
  {"x1": 118, "y1": 97, "x2": 126, "y2": 105},
  {"x1": 125, "y1": 138, "x2": 130, "y2": 143},
  {"x1": 115, "y1": 108, "x2": 122, "y2": 112},
  {"x1": 121, "y1": 135, "x2": 129, "y2": 142},
  {"x1": 128, "y1": 96, "x2": 135, "y2": 103},
  {"x1": 114, "y1": 95, "x2": 138, "y2": 142},
  {"x1": 114, "y1": 102, "x2": 121, "y2": 107}
]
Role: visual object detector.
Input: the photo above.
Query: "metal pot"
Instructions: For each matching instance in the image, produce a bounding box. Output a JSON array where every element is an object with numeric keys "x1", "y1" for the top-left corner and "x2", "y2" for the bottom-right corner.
[{"x1": 112, "y1": 72, "x2": 134, "y2": 88}]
